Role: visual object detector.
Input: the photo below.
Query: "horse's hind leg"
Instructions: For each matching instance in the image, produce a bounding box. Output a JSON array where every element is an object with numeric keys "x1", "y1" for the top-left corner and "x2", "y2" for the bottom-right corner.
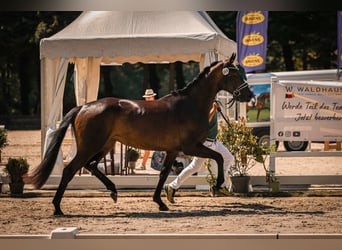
[
  {"x1": 256, "y1": 109, "x2": 261, "y2": 121},
  {"x1": 85, "y1": 161, "x2": 118, "y2": 203},
  {"x1": 53, "y1": 157, "x2": 84, "y2": 216},
  {"x1": 153, "y1": 151, "x2": 177, "y2": 211}
]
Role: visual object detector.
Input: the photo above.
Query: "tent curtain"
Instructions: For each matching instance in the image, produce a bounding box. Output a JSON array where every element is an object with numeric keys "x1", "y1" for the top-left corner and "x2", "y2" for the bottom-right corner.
[
  {"x1": 47, "y1": 58, "x2": 69, "y2": 126},
  {"x1": 40, "y1": 57, "x2": 68, "y2": 141},
  {"x1": 200, "y1": 50, "x2": 218, "y2": 70},
  {"x1": 74, "y1": 57, "x2": 102, "y2": 105},
  {"x1": 40, "y1": 57, "x2": 69, "y2": 170}
]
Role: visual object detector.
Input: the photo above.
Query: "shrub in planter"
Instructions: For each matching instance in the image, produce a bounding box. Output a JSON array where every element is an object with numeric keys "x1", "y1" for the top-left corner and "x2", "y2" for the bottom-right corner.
[
  {"x1": 126, "y1": 148, "x2": 140, "y2": 172},
  {"x1": 217, "y1": 117, "x2": 271, "y2": 193},
  {"x1": 5, "y1": 157, "x2": 29, "y2": 195},
  {"x1": 126, "y1": 148, "x2": 140, "y2": 162},
  {"x1": 218, "y1": 117, "x2": 265, "y2": 176}
]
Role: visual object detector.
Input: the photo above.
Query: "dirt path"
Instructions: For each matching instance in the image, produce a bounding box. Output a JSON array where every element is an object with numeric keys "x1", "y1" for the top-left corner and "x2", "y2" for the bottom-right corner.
[{"x1": 0, "y1": 194, "x2": 341, "y2": 235}]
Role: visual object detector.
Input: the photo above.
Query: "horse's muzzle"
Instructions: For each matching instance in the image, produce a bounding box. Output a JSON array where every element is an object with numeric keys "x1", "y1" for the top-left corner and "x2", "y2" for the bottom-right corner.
[{"x1": 236, "y1": 90, "x2": 254, "y2": 102}]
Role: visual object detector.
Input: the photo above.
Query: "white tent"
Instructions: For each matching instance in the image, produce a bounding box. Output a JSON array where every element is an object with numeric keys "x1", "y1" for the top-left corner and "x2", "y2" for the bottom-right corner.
[{"x1": 39, "y1": 11, "x2": 237, "y2": 155}]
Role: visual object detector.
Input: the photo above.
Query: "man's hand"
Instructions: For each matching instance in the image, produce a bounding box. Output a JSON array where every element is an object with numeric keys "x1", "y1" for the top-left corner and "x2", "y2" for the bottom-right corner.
[{"x1": 213, "y1": 100, "x2": 221, "y2": 112}]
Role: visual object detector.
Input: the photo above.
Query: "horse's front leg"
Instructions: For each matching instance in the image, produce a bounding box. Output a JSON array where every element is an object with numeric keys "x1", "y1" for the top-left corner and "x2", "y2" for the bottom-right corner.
[
  {"x1": 184, "y1": 142, "x2": 224, "y2": 188},
  {"x1": 85, "y1": 161, "x2": 118, "y2": 203},
  {"x1": 153, "y1": 151, "x2": 178, "y2": 211}
]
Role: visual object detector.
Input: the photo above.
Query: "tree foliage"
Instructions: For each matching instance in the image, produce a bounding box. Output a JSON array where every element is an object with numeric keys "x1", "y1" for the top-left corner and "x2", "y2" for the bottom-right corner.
[
  {"x1": 0, "y1": 12, "x2": 79, "y2": 115},
  {"x1": 0, "y1": 11, "x2": 338, "y2": 116}
]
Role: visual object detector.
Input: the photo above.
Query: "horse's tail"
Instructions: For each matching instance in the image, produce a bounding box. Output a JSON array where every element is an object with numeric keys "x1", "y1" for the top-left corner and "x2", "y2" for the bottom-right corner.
[{"x1": 30, "y1": 106, "x2": 82, "y2": 189}]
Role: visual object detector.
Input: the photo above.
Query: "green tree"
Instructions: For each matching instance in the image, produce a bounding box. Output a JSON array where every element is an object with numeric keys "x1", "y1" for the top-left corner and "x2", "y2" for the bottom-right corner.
[
  {"x1": 0, "y1": 11, "x2": 79, "y2": 115},
  {"x1": 268, "y1": 12, "x2": 337, "y2": 71}
]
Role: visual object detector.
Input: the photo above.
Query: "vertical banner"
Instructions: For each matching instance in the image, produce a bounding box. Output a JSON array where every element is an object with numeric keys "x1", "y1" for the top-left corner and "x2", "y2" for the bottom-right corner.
[
  {"x1": 338, "y1": 11, "x2": 342, "y2": 69},
  {"x1": 237, "y1": 11, "x2": 268, "y2": 73}
]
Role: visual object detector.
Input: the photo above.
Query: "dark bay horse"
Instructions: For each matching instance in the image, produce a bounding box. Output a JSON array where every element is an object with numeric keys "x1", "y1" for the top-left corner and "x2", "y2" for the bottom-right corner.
[{"x1": 30, "y1": 53, "x2": 253, "y2": 215}]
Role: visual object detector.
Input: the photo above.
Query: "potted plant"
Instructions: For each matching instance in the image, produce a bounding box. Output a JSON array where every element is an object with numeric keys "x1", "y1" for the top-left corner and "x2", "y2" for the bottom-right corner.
[
  {"x1": 4, "y1": 157, "x2": 29, "y2": 195},
  {"x1": 217, "y1": 116, "x2": 270, "y2": 193},
  {"x1": 0, "y1": 127, "x2": 8, "y2": 163},
  {"x1": 266, "y1": 169, "x2": 280, "y2": 192},
  {"x1": 126, "y1": 147, "x2": 140, "y2": 173}
]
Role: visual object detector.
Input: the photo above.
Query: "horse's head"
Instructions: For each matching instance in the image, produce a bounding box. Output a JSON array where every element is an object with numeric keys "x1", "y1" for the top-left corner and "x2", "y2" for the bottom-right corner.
[{"x1": 215, "y1": 53, "x2": 253, "y2": 102}]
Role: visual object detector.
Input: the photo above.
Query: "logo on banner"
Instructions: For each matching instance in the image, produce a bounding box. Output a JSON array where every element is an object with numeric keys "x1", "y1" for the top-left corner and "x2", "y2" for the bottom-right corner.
[
  {"x1": 285, "y1": 92, "x2": 295, "y2": 98},
  {"x1": 242, "y1": 33, "x2": 264, "y2": 46},
  {"x1": 241, "y1": 12, "x2": 265, "y2": 24},
  {"x1": 293, "y1": 131, "x2": 301, "y2": 137},
  {"x1": 242, "y1": 54, "x2": 264, "y2": 67}
]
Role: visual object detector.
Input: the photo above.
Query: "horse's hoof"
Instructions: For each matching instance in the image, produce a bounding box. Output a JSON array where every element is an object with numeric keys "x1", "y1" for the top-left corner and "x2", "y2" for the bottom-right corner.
[
  {"x1": 110, "y1": 192, "x2": 118, "y2": 203},
  {"x1": 54, "y1": 210, "x2": 64, "y2": 216},
  {"x1": 159, "y1": 204, "x2": 169, "y2": 211}
]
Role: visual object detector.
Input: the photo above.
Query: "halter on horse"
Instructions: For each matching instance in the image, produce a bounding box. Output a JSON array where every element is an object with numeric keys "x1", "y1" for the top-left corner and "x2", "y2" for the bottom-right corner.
[{"x1": 30, "y1": 53, "x2": 253, "y2": 215}]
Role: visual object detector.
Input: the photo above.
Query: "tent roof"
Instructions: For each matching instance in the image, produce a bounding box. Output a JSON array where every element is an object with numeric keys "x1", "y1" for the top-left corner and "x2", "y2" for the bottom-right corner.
[{"x1": 40, "y1": 11, "x2": 236, "y2": 64}]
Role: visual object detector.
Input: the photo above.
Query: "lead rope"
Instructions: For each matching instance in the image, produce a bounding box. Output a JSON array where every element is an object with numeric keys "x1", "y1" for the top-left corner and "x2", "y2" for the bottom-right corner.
[
  {"x1": 214, "y1": 99, "x2": 232, "y2": 128},
  {"x1": 226, "y1": 98, "x2": 236, "y2": 109}
]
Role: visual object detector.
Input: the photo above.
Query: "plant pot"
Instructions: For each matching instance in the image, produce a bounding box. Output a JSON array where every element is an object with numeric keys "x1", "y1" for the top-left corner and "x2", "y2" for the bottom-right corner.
[
  {"x1": 269, "y1": 181, "x2": 280, "y2": 193},
  {"x1": 127, "y1": 161, "x2": 136, "y2": 175},
  {"x1": 9, "y1": 182, "x2": 24, "y2": 195},
  {"x1": 114, "y1": 165, "x2": 120, "y2": 175},
  {"x1": 128, "y1": 161, "x2": 136, "y2": 169},
  {"x1": 230, "y1": 176, "x2": 250, "y2": 193}
]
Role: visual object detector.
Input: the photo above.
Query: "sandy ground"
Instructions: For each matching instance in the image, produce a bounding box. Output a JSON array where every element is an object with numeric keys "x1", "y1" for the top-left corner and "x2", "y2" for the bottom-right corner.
[
  {"x1": 0, "y1": 195, "x2": 342, "y2": 235},
  {"x1": 0, "y1": 130, "x2": 341, "y2": 235}
]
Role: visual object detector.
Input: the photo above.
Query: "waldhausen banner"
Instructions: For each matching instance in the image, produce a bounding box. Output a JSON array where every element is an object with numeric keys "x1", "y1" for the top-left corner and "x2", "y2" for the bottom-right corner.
[
  {"x1": 272, "y1": 80, "x2": 342, "y2": 141},
  {"x1": 237, "y1": 11, "x2": 268, "y2": 72}
]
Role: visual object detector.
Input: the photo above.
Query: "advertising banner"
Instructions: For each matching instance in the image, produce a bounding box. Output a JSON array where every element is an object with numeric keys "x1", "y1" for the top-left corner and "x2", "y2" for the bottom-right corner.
[
  {"x1": 338, "y1": 11, "x2": 342, "y2": 69},
  {"x1": 237, "y1": 11, "x2": 268, "y2": 72},
  {"x1": 272, "y1": 80, "x2": 342, "y2": 141}
]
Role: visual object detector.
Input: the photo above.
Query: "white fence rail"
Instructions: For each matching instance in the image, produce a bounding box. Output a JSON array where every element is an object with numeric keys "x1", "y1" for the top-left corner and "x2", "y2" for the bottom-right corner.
[
  {"x1": 0, "y1": 227, "x2": 341, "y2": 250},
  {"x1": 42, "y1": 174, "x2": 342, "y2": 190}
]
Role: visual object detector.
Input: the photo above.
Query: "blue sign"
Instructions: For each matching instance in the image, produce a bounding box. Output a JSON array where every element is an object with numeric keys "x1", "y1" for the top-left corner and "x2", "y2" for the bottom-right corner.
[{"x1": 237, "y1": 11, "x2": 268, "y2": 72}]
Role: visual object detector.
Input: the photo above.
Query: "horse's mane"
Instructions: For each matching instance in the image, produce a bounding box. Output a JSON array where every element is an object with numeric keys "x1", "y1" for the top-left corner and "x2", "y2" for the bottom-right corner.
[{"x1": 171, "y1": 61, "x2": 220, "y2": 96}]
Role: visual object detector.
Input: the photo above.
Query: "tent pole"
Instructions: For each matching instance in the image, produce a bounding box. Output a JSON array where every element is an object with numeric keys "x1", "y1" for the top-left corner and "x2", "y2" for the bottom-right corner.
[{"x1": 40, "y1": 59, "x2": 47, "y2": 159}]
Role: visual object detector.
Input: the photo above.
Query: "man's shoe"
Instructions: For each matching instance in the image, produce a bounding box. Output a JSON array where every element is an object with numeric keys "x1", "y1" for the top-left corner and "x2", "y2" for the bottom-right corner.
[
  {"x1": 164, "y1": 184, "x2": 176, "y2": 203},
  {"x1": 136, "y1": 164, "x2": 146, "y2": 170},
  {"x1": 210, "y1": 186, "x2": 231, "y2": 197}
]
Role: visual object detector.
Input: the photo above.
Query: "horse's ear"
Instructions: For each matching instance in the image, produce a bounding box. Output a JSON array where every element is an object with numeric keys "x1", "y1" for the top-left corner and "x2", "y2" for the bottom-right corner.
[{"x1": 229, "y1": 53, "x2": 236, "y2": 64}]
